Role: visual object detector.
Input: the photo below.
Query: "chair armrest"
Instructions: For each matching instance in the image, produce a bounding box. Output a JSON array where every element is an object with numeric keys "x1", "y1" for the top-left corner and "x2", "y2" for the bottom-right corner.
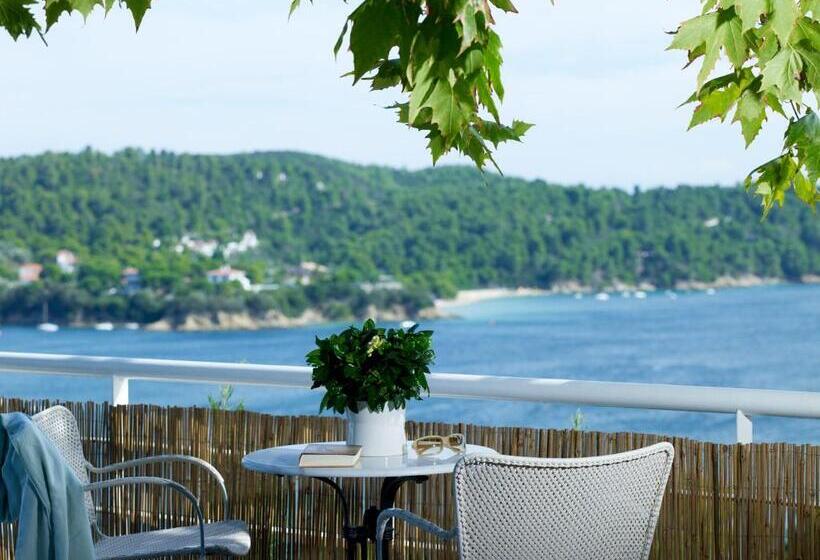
[
  {"x1": 87, "y1": 454, "x2": 229, "y2": 518},
  {"x1": 84, "y1": 476, "x2": 206, "y2": 560},
  {"x1": 376, "y1": 508, "x2": 456, "y2": 560}
]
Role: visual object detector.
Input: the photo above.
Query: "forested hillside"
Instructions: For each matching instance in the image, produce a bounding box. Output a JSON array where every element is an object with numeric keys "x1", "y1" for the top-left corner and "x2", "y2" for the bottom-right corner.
[{"x1": 0, "y1": 149, "x2": 817, "y2": 326}]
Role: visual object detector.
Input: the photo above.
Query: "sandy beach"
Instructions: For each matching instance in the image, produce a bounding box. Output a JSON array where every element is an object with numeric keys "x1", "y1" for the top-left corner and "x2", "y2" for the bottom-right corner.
[{"x1": 435, "y1": 287, "x2": 546, "y2": 309}]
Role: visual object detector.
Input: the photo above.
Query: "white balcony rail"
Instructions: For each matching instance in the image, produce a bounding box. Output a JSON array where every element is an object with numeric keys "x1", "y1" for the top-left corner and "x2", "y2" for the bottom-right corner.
[{"x1": 0, "y1": 351, "x2": 818, "y2": 444}]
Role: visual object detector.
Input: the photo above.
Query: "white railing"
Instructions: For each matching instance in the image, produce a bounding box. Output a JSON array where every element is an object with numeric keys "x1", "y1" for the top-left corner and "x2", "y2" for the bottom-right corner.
[{"x1": 0, "y1": 351, "x2": 818, "y2": 444}]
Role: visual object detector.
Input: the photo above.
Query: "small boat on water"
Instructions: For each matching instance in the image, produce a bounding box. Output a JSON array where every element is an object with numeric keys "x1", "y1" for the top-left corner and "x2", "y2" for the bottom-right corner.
[
  {"x1": 634, "y1": 291, "x2": 648, "y2": 299},
  {"x1": 621, "y1": 291, "x2": 632, "y2": 298},
  {"x1": 706, "y1": 288, "x2": 716, "y2": 296},
  {"x1": 94, "y1": 322, "x2": 114, "y2": 331},
  {"x1": 573, "y1": 293, "x2": 583, "y2": 299},
  {"x1": 399, "y1": 320, "x2": 416, "y2": 329},
  {"x1": 124, "y1": 322, "x2": 140, "y2": 330},
  {"x1": 38, "y1": 301, "x2": 59, "y2": 332},
  {"x1": 594, "y1": 292, "x2": 610, "y2": 301},
  {"x1": 666, "y1": 290, "x2": 678, "y2": 300}
]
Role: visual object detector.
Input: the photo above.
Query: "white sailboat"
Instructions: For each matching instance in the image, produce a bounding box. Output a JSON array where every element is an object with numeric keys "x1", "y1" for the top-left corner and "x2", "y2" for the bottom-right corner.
[{"x1": 37, "y1": 301, "x2": 59, "y2": 332}]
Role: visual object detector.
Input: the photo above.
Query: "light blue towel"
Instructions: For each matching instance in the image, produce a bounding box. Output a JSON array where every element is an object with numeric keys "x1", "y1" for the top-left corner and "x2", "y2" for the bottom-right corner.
[{"x1": 0, "y1": 412, "x2": 95, "y2": 560}]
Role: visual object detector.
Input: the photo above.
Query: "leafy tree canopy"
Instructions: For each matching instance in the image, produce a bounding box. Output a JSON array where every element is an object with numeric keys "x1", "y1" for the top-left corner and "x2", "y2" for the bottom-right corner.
[{"x1": 0, "y1": 0, "x2": 817, "y2": 211}]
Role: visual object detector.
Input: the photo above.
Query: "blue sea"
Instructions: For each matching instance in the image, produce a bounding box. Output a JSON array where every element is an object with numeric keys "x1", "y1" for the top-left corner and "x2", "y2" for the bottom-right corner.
[{"x1": 0, "y1": 285, "x2": 817, "y2": 444}]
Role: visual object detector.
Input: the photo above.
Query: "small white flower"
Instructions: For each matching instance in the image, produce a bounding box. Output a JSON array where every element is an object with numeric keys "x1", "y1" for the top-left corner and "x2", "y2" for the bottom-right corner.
[{"x1": 366, "y1": 335, "x2": 384, "y2": 356}]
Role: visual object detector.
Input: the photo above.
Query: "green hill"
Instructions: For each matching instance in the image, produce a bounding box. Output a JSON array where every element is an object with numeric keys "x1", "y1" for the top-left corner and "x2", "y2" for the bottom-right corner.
[{"x1": 0, "y1": 149, "x2": 817, "y2": 326}]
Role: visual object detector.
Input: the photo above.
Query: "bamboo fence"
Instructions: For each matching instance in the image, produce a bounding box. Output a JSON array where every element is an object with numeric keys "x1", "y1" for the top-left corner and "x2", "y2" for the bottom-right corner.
[{"x1": 0, "y1": 398, "x2": 816, "y2": 559}]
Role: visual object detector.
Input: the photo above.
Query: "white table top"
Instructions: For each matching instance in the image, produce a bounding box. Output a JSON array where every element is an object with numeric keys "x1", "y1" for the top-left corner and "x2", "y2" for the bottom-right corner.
[{"x1": 242, "y1": 441, "x2": 498, "y2": 478}]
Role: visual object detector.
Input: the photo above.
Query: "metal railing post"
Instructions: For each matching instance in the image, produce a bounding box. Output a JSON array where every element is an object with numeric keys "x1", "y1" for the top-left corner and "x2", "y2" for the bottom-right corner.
[
  {"x1": 736, "y1": 410, "x2": 753, "y2": 443},
  {"x1": 112, "y1": 375, "x2": 129, "y2": 406}
]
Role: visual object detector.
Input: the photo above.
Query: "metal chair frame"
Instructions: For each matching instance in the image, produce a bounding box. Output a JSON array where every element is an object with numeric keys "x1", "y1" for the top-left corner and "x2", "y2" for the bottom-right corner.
[{"x1": 31, "y1": 405, "x2": 249, "y2": 560}]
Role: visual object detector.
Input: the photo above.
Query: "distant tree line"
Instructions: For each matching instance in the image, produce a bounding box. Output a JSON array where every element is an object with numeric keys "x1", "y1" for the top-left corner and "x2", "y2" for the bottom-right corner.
[{"x1": 0, "y1": 149, "x2": 816, "y2": 325}]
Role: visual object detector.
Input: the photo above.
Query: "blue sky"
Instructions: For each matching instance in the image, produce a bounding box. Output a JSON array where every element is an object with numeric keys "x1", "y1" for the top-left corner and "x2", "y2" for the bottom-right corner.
[{"x1": 0, "y1": 0, "x2": 784, "y2": 188}]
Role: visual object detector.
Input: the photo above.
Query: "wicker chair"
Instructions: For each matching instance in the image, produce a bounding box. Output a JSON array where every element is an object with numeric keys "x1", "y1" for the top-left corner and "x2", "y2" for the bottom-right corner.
[
  {"x1": 377, "y1": 442, "x2": 674, "y2": 560},
  {"x1": 31, "y1": 405, "x2": 250, "y2": 560}
]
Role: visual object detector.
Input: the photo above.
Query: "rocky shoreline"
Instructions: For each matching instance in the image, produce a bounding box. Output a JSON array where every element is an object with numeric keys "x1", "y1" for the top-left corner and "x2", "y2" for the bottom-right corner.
[
  {"x1": 142, "y1": 304, "x2": 449, "y2": 332},
  {"x1": 48, "y1": 276, "x2": 817, "y2": 332}
]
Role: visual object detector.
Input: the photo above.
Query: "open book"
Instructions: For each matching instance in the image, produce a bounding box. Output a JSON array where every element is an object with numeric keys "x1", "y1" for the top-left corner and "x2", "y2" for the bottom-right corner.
[{"x1": 298, "y1": 444, "x2": 362, "y2": 467}]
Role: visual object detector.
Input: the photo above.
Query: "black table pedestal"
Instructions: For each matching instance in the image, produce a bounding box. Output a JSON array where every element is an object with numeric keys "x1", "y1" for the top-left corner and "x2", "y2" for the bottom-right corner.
[{"x1": 317, "y1": 475, "x2": 428, "y2": 559}]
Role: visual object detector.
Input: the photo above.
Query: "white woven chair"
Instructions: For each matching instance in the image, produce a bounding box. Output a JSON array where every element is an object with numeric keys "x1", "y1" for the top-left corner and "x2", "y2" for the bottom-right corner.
[
  {"x1": 31, "y1": 405, "x2": 250, "y2": 560},
  {"x1": 377, "y1": 442, "x2": 674, "y2": 560}
]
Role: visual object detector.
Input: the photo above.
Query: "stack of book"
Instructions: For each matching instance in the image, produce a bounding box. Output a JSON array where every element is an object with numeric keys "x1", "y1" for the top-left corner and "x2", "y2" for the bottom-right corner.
[{"x1": 298, "y1": 444, "x2": 362, "y2": 467}]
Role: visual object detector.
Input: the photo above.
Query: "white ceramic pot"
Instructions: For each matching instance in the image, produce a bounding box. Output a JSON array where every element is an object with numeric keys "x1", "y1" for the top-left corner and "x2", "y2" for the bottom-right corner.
[{"x1": 346, "y1": 403, "x2": 407, "y2": 457}]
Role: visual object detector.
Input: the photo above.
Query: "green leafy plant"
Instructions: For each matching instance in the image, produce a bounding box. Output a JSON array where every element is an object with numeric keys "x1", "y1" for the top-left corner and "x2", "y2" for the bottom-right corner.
[
  {"x1": 295, "y1": 0, "x2": 533, "y2": 173},
  {"x1": 207, "y1": 384, "x2": 245, "y2": 412},
  {"x1": 306, "y1": 318, "x2": 434, "y2": 414},
  {"x1": 669, "y1": 0, "x2": 819, "y2": 212},
  {"x1": 570, "y1": 408, "x2": 585, "y2": 431}
]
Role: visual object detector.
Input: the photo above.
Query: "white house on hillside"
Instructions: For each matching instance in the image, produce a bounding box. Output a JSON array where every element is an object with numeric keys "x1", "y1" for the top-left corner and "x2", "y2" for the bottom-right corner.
[
  {"x1": 223, "y1": 231, "x2": 259, "y2": 259},
  {"x1": 285, "y1": 261, "x2": 328, "y2": 286},
  {"x1": 206, "y1": 266, "x2": 251, "y2": 291},
  {"x1": 18, "y1": 263, "x2": 42, "y2": 284},
  {"x1": 56, "y1": 250, "x2": 77, "y2": 274}
]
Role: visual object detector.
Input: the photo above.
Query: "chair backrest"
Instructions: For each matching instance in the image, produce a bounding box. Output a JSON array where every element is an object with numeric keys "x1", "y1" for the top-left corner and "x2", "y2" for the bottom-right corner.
[
  {"x1": 453, "y1": 442, "x2": 674, "y2": 560},
  {"x1": 31, "y1": 405, "x2": 96, "y2": 528}
]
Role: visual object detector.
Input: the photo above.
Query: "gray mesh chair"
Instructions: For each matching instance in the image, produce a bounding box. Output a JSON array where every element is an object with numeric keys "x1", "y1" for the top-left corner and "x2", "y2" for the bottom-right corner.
[
  {"x1": 31, "y1": 405, "x2": 250, "y2": 560},
  {"x1": 377, "y1": 442, "x2": 674, "y2": 560}
]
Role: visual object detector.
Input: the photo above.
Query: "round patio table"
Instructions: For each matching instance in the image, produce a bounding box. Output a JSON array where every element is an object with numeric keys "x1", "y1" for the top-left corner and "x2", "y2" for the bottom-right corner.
[{"x1": 242, "y1": 441, "x2": 497, "y2": 559}]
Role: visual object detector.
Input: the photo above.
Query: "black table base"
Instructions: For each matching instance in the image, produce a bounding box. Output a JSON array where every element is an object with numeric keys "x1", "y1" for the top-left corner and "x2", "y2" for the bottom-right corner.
[{"x1": 316, "y1": 475, "x2": 428, "y2": 559}]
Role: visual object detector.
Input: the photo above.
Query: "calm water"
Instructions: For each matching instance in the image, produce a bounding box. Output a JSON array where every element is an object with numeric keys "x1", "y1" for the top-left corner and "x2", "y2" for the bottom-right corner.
[{"x1": 0, "y1": 285, "x2": 817, "y2": 444}]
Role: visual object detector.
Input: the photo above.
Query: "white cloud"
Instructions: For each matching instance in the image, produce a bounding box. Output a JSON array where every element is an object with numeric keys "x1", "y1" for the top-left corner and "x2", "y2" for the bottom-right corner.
[{"x1": 0, "y1": 0, "x2": 785, "y2": 187}]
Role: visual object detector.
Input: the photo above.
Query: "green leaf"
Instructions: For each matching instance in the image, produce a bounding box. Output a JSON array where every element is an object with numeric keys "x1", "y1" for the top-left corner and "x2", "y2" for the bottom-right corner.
[
  {"x1": 722, "y1": 11, "x2": 748, "y2": 67},
  {"x1": 288, "y1": 0, "x2": 301, "y2": 19},
  {"x1": 770, "y1": 0, "x2": 800, "y2": 44},
  {"x1": 792, "y1": 171, "x2": 817, "y2": 206},
  {"x1": 669, "y1": 13, "x2": 718, "y2": 51},
  {"x1": 794, "y1": 17, "x2": 820, "y2": 90},
  {"x1": 485, "y1": 30, "x2": 505, "y2": 100},
  {"x1": 785, "y1": 111, "x2": 820, "y2": 181},
  {"x1": 733, "y1": 89, "x2": 767, "y2": 145},
  {"x1": 333, "y1": 20, "x2": 348, "y2": 57},
  {"x1": 488, "y1": 0, "x2": 518, "y2": 14},
  {"x1": 347, "y1": 0, "x2": 404, "y2": 82},
  {"x1": 689, "y1": 81, "x2": 742, "y2": 128},
  {"x1": 761, "y1": 46, "x2": 804, "y2": 101},
  {"x1": 747, "y1": 154, "x2": 798, "y2": 214},
  {"x1": 0, "y1": 0, "x2": 40, "y2": 39},
  {"x1": 124, "y1": 0, "x2": 150, "y2": 30},
  {"x1": 736, "y1": 0, "x2": 767, "y2": 31},
  {"x1": 457, "y1": 3, "x2": 479, "y2": 54},
  {"x1": 369, "y1": 59, "x2": 402, "y2": 90},
  {"x1": 427, "y1": 130, "x2": 446, "y2": 164},
  {"x1": 45, "y1": 0, "x2": 72, "y2": 29},
  {"x1": 427, "y1": 78, "x2": 468, "y2": 139},
  {"x1": 408, "y1": 58, "x2": 435, "y2": 125},
  {"x1": 72, "y1": 0, "x2": 100, "y2": 18},
  {"x1": 671, "y1": 10, "x2": 748, "y2": 87},
  {"x1": 475, "y1": 76, "x2": 499, "y2": 122}
]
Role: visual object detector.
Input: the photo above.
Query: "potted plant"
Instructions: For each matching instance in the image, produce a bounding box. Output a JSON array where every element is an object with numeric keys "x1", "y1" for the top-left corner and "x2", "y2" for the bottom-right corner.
[{"x1": 306, "y1": 319, "x2": 434, "y2": 456}]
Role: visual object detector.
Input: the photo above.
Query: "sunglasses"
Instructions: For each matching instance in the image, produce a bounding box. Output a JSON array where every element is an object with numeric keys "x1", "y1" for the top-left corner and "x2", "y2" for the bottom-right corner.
[{"x1": 412, "y1": 433, "x2": 466, "y2": 455}]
